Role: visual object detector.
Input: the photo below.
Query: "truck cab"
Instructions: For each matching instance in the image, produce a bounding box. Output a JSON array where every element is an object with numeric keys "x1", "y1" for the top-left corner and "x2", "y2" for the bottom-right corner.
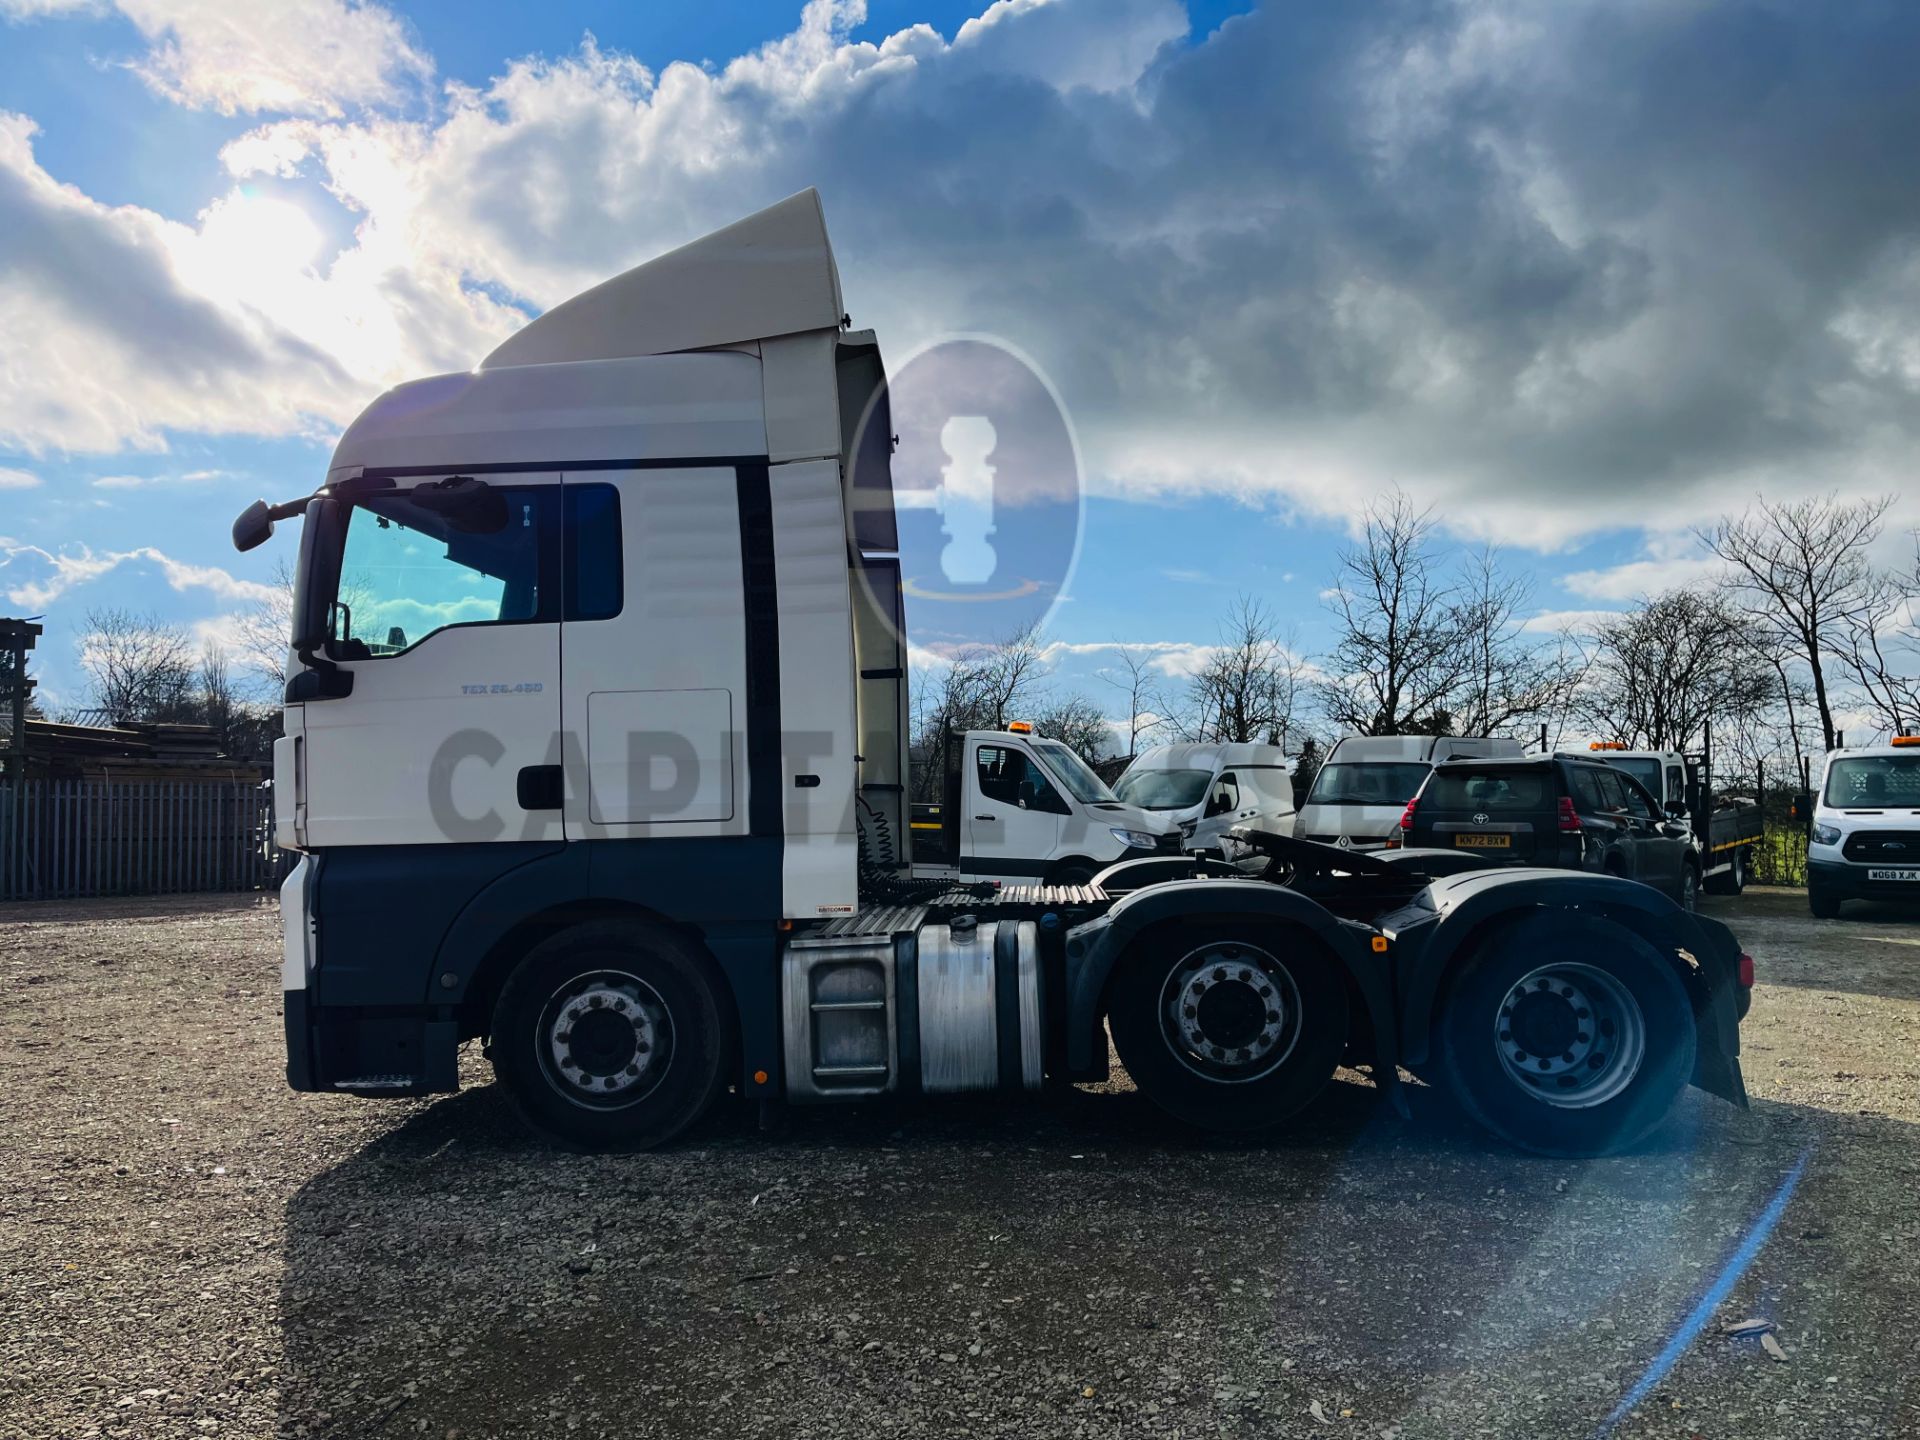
[
  {"x1": 1297, "y1": 734, "x2": 1524, "y2": 851},
  {"x1": 910, "y1": 726, "x2": 1176, "y2": 886},
  {"x1": 1806, "y1": 737, "x2": 1920, "y2": 917},
  {"x1": 1111, "y1": 741, "x2": 1295, "y2": 857},
  {"x1": 1587, "y1": 743, "x2": 1763, "y2": 895}
]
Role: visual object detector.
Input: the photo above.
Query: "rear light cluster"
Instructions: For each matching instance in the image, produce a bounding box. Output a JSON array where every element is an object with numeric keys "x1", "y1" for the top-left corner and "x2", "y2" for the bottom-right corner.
[
  {"x1": 1386, "y1": 798, "x2": 1417, "y2": 849},
  {"x1": 1558, "y1": 796, "x2": 1583, "y2": 832},
  {"x1": 1738, "y1": 952, "x2": 1755, "y2": 988}
]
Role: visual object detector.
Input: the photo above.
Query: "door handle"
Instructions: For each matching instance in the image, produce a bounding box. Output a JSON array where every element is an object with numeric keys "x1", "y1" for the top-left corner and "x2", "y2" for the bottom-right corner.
[
  {"x1": 974, "y1": 814, "x2": 995, "y2": 822},
  {"x1": 516, "y1": 765, "x2": 564, "y2": 811}
]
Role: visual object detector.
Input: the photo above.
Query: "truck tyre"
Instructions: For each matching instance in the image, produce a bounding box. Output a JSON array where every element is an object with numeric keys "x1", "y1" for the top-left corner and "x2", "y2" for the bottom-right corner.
[
  {"x1": 489, "y1": 919, "x2": 729, "y2": 1150},
  {"x1": 1108, "y1": 925, "x2": 1349, "y2": 1131},
  {"x1": 1434, "y1": 912, "x2": 1695, "y2": 1158},
  {"x1": 1705, "y1": 848, "x2": 1747, "y2": 897},
  {"x1": 1808, "y1": 887, "x2": 1842, "y2": 920}
]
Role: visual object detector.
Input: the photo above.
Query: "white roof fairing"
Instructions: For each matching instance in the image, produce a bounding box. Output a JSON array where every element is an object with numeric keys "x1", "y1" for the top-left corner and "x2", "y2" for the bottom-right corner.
[
  {"x1": 325, "y1": 189, "x2": 849, "y2": 477},
  {"x1": 479, "y1": 189, "x2": 844, "y2": 371}
]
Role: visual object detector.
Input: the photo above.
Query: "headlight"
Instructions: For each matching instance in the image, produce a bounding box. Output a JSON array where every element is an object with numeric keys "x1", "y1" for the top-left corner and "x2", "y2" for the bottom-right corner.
[
  {"x1": 1811, "y1": 823, "x2": 1842, "y2": 847},
  {"x1": 1111, "y1": 827, "x2": 1160, "y2": 849}
]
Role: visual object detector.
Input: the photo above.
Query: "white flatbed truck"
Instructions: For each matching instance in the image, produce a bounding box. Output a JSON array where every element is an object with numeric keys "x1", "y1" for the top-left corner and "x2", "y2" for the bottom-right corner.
[{"x1": 234, "y1": 191, "x2": 1753, "y2": 1157}]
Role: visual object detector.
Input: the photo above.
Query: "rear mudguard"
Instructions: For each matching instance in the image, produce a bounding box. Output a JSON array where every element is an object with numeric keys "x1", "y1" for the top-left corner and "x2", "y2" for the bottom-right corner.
[
  {"x1": 1391, "y1": 869, "x2": 1749, "y2": 1106},
  {"x1": 1064, "y1": 878, "x2": 1403, "y2": 1110}
]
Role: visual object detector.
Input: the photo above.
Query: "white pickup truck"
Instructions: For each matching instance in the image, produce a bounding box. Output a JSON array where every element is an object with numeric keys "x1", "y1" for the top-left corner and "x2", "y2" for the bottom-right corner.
[
  {"x1": 1587, "y1": 744, "x2": 1764, "y2": 895},
  {"x1": 909, "y1": 726, "x2": 1180, "y2": 886}
]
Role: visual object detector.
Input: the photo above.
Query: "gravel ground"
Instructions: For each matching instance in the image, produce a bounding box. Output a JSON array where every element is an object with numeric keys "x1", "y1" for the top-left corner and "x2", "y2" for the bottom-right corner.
[{"x1": 3, "y1": 886, "x2": 1918, "y2": 1439}]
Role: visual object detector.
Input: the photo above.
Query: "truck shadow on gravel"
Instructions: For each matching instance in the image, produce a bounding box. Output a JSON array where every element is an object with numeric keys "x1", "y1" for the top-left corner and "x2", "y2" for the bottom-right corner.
[{"x1": 275, "y1": 1076, "x2": 1919, "y2": 1439}]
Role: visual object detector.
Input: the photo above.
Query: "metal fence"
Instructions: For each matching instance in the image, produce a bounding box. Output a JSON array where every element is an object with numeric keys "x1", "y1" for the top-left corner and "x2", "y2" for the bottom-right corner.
[{"x1": 0, "y1": 778, "x2": 285, "y2": 902}]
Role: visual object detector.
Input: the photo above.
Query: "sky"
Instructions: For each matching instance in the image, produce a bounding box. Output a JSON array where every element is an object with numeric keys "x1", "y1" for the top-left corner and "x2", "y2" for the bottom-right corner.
[{"x1": 0, "y1": 0, "x2": 1917, "y2": 734}]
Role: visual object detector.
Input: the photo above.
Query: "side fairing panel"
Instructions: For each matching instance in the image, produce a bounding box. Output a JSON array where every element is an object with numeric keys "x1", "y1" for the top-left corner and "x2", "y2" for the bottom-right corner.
[{"x1": 770, "y1": 458, "x2": 859, "y2": 917}]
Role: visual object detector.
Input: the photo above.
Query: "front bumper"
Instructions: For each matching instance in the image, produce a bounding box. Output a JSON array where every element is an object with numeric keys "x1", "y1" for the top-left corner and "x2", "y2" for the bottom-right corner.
[{"x1": 1808, "y1": 857, "x2": 1920, "y2": 903}]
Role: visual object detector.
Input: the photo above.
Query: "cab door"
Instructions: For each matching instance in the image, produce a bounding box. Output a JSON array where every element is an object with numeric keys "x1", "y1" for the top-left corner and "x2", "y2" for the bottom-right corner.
[
  {"x1": 1191, "y1": 771, "x2": 1252, "y2": 852},
  {"x1": 965, "y1": 738, "x2": 1063, "y2": 878},
  {"x1": 297, "y1": 476, "x2": 564, "y2": 849}
]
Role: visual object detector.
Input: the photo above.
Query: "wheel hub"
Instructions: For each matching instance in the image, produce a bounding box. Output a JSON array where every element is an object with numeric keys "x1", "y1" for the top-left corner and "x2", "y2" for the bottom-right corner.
[
  {"x1": 540, "y1": 972, "x2": 671, "y2": 1107},
  {"x1": 1163, "y1": 943, "x2": 1302, "y2": 1081},
  {"x1": 1494, "y1": 962, "x2": 1645, "y2": 1108}
]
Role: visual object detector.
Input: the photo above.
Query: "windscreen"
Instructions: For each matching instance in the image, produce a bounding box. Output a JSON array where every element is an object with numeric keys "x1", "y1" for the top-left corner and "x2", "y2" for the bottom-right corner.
[
  {"x1": 1424, "y1": 768, "x2": 1552, "y2": 812},
  {"x1": 1824, "y1": 754, "x2": 1920, "y2": 808},
  {"x1": 1112, "y1": 768, "x2": 1212, "y2": 810},
  {"x1": 1308, "y1": 762, "x2": 1431, "y2": 807},
  {"x1": 1612, "y1": 758, "x2": 1662, "y2": 794},
  {"x1": 1032, "y1": 739, "x2": 1118, "y2": 804}
]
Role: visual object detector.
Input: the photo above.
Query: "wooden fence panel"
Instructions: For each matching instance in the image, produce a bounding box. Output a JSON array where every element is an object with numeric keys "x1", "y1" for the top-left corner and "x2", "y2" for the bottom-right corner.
[{"x1": 0, "y1": 778, "x2": 285, "y2": 902}]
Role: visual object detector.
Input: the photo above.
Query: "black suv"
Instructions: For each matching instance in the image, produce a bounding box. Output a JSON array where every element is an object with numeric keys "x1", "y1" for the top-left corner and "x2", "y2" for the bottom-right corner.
[{"x1": 1396, "y1": 755, "x2": 1702, "y2": 910}]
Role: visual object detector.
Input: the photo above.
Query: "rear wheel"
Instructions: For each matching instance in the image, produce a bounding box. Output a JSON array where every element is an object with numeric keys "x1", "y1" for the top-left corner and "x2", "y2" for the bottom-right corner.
[
  {"x1": 1108, "y1": 925, "x2": 1349, "y2": 1131},
  {"x1": 490, "y1": 919, "x2": 729, "y2": 1150},
  {"x1": 1705, "y1": 848, "x2": 1747, "y2": 897},
  {"x1": 1435, "y1": 912, "x2": 1695, "y2": 1157}
]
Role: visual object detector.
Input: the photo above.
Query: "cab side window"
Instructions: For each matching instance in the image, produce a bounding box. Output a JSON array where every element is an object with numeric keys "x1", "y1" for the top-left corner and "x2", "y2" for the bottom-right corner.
[
  {"x1": 1666, "y1": 765, "x2": 1686, "y2": 801},
  {"x1": 976, "y1": 745, "x2": 1068, "y2": 814},
  {"x1": 1205, "y1": 773, "x2": 1241, "y2": 818}
]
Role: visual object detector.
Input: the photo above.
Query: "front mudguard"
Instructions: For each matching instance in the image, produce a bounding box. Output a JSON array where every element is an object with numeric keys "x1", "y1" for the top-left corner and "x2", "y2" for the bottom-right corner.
[{"x1": 1063, "y1": 879, "x2": 1404, "y2": 1112}]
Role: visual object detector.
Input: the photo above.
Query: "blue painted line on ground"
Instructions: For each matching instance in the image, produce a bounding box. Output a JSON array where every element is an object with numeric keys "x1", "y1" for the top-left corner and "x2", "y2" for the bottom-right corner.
[{"x1": 1593, "y1": 1142, "x2": 1815, "y2": 1438}]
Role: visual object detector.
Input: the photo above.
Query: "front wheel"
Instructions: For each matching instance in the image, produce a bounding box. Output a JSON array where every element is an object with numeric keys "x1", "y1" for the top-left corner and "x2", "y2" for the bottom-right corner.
[
  {"x1": 1809, "y1": 887, "x2": 1842, "y2": 920},
  {"x1": 490, "y1": 920, "x2": 729, "y2": 1150},
  {"x1": 1434, "y1": 912, "x2": 1696, "y2": 1157},
  {"x1": 1108, "y1": 926, "x2": 1349, "y2": 1131}
]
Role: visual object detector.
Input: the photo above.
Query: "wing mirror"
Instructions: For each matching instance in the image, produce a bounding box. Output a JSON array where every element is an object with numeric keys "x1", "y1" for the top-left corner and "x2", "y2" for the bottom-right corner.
[{"x1": 1666, "y1": 801, "x2": 1690, "y2": 820}]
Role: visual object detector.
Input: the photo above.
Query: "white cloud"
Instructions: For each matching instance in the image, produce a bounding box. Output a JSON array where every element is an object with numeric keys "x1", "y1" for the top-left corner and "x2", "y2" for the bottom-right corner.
[
  {"x1": 91, "y1": 468, "x2": 228, "y2": 489},
  {"x1": 0, "y1": 0, "x2": 98, "y2": 17},
  {"x1": 0, "y1": 110, "x2": 522, "y2": 454},
  {"x1": 113, "y1": 0, "x2": 431, "y2": 117},
  {"x1": 4, "y1": 0, "x2": 1919, "y2": 558},
  {"x1": 0, "y1": 466, "x2": 41, "y2": 489},
  {"x1": 1, "y1": 540, "x2": 275, "y2": 610}
]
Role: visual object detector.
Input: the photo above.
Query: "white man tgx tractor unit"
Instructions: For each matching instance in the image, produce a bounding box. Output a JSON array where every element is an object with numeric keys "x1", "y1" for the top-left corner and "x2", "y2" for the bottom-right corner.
[{"x1": 233, "y1": 191, "x2": 1754, "y2": 1157}]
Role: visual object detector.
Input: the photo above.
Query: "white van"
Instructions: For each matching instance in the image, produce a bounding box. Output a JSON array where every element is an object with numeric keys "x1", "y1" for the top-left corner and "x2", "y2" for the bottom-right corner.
[
  {"x1": 1806, "y1": 737, "x2": 1920, "y2": 917},
  {"x1": 1297, "y1": 734, "x2": 1526, "y2": 851},
  {"x1": 1112, "y1": 742, "x2": 1295, "y2": 856}
]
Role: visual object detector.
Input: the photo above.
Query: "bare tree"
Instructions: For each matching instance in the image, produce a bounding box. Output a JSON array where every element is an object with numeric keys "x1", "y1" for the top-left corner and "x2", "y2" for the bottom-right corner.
[
  {"x1": 235, "y1": 559, "x2": 296, "y2": 696},
  {"x1": 1030, "y1": 694, "x2": 1112, "y2": 764},
  {"x1": 1835, "y1": 533, "x2": 1920, "y2": 737},
  {"x1": 1098, "y1": 645, "x2": 1165, "y2": 758},
  {"x1": 1320, "y1": 492, "x2": 1471, "y2": 735},
  {"x1": 197, "y1": 642, "x2": 239, "y2": 744},
  {"x1": 79, "y1": 608, "x2": 194, "y2": 725},
  {"x1": 1449, "y1": 548, "x2": 1582, "y2": 738},
  {"x1": 1185, "y1": 596, "x2": 1307, "y2": 746},
  {"x1": 1705, "y1": 493, "x2": 1895, "y2": 750},
  {"x1": 1575, "y1": 591, "x2": 1777, "y2": 750}
]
